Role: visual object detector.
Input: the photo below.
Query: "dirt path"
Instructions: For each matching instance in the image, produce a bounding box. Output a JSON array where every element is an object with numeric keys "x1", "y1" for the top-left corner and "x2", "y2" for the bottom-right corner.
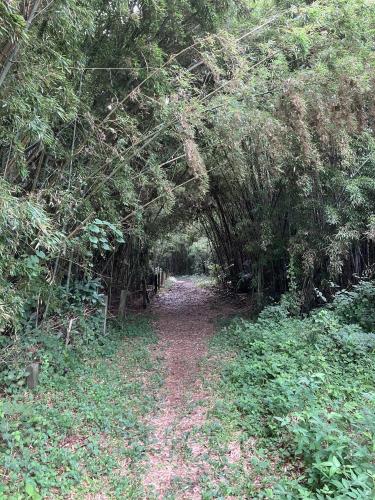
[{"x1": 143, "y1": 278, "x2": 235, "y2": 498}]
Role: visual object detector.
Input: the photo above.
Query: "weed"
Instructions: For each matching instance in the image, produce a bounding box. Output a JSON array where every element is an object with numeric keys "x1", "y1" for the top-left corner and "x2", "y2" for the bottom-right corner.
[
  {"x1": 0, "y1": 316, "x2": 160, "y2": 498},
  {"x1": 201, "y1": 287, "x2": 375, "y2": 498}
]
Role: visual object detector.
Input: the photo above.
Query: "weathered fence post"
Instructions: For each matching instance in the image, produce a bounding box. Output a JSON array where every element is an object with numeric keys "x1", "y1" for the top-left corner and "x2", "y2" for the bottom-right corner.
[
  {"x1": 26, "y1": 363, "x2": 39, "y2": 390},
  {"x1": 154, "y1": 272, "x2": 158, "y2": 294},
  {"x1": 157, "y1": 269, "x2": 161, "y2": 290},
  {"x1": 119, "y1": 290, "x2": 126, "y2": 318},
  {"x1": 65, "y1": 318, "x2": 74, "y2": 346},
  {"x1": 103, "y1": 295, "x2": 108, "y2": 335},
  {"x1": 142, "y1": 278, "x2": 148, "y2": 309}
]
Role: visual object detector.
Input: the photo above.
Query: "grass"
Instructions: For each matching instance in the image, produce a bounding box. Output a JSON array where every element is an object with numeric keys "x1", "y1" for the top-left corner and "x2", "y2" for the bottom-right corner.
[
  {"x1": 195, "y1": 330, "x2": 287, "y2": 499},
  {"x1": 0, "y1": 315, "x2": 161, "y2": 499},
  {"x1": 176, "y1": 275, "x2": 215, "y2": 288}
]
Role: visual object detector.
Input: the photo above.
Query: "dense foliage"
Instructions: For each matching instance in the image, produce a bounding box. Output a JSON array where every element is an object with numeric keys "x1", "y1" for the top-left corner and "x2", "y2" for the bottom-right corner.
[
  {"x1": 197, "y1": 0, "x2": 375, "y2": 304},
  {"x1": 0, "y1": 0, "x2": 236, "y2": 368},
  {"x1": 208, "y1": 282, "x2": 375, "y2": 498},
  {"x1": 1, "y1": 316, "x2": 159, "y2": 498},
  {"x1": 1, "y1": 0, "x2": 375, "y2": 338}
]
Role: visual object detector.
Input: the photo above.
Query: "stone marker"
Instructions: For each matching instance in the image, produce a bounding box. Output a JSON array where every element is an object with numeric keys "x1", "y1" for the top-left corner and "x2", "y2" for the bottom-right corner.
[{"x1": 26, "y1": 363, "x2": 39, "y2": 390}]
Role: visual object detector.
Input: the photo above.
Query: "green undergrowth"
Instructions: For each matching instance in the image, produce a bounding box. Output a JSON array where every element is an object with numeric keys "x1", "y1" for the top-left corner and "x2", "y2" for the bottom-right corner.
[
  {"x1": 177, "y1": 275, "x2": 215, "y2": 288},
  {"x1": 0, "y1": 315, "x2": 161, "y2": 499},
  {"x1": 201, "y1": 283, "x2": 375, "y2": 499}
]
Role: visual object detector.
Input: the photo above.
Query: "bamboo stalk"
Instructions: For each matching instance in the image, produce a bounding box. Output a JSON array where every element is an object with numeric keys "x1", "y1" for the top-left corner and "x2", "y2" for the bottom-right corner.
[{"x1": 0, "y1": 0, "x2": 43, "y2": 89}]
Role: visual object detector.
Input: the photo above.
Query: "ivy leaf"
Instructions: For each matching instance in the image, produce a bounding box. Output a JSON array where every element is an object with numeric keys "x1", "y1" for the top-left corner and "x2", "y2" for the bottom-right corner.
[
  {"x1": 35, "y1": 250, "x2": 46, "y2": 259},
  {"x1": 88, "y1": 224, "x2": 100, "y2": 233}
]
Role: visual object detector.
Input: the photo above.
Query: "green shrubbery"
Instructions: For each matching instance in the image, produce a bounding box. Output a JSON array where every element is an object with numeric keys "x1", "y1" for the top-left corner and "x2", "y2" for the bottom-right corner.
[
  {"x1": 213, "y1": 281, "x2": 375, "y2": 498},
  {"x1": 333, "y1": 281, "x2": 375, "y2": 331},
  {"x1": 0, "y1": 316, "x2": 159, "y2": 498},
  {"x1": 0, "y1": 276, "x2": 107, "y2": 393}
]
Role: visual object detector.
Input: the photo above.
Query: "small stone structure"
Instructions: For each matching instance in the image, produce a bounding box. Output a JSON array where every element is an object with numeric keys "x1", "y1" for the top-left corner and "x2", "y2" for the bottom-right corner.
[{"x1": 26, "y1": 362, "x2": 39, "y2": 389}]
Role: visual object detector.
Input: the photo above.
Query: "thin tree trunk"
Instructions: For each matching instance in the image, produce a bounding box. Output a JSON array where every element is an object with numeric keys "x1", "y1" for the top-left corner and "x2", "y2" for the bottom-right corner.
[{"x1": 0, "y1": 0, "x2": 43, "y2": 89}]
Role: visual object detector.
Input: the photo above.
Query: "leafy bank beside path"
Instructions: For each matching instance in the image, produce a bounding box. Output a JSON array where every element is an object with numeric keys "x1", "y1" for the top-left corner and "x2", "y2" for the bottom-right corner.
[
  {"x1": 0, "y1": 317, "x2": 161, "y2": 499},
  {"x1": 1, "y1": 279, "x2": 375, "y2": 499},
  {"x1": 200, "y1": 285, "x2": 375, "y2": 498}
]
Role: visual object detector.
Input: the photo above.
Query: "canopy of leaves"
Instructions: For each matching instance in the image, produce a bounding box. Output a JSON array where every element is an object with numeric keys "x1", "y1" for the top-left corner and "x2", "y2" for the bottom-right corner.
[{"x1": 0, "y1": 0, "x2": 375, "y2": 326}]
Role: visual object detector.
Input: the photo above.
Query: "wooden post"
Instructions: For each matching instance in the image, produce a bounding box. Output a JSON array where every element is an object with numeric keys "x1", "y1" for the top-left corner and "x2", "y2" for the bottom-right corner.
[
  {"x1": 103, "y1": 295, "x2": 108, "y2": 334},
  {"x1": 119, "y1": 290, "x2": 126, "y2": 318},
  {"x1": 26, "y1": 363, "x2": 39, "y2": 390},
  {"x1": 142, "y1": 278, "x2": 148, "y2": 309},
  {"x1": 108, "y1": 254, "x2": 115, "y2": 314},
  {"x1": 65, "y1": 318, "x2": 74, "y2": 346},
  {"x1": 35, "y1": 292, "x2": 40, "y2": 328},
  {"x1": 154, "y1": 273, "x2": 158, "y2": 294}
]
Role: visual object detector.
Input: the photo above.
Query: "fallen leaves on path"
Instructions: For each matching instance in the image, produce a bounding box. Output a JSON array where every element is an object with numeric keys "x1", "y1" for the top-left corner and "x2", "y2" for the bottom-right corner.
[{"x1": 143, "y1": 279, "x2": 242, "y2": 499}]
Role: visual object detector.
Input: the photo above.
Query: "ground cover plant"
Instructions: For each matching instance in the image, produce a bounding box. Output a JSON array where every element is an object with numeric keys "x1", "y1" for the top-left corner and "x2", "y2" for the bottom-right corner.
[
  {"x1": 202, "y1": 282, "x2": 375, "y2": 498},
  {"x1": 0, "y1": 316, "x2": 161, "y2": 499}
]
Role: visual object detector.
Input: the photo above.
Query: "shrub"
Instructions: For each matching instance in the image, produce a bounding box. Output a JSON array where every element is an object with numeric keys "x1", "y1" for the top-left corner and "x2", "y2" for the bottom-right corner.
[
  {"x1": 333, "y1": 281, "x2": 375, "y2": 331},
  {"x1": 333, "y1": 324, "x2": 375, "y2": 358},
  {"x1": 276, "y1": 406, "x2": 375, "y2": 498},
  {"x1": 213, "y1": 293, "x2": 375, "y2": 497}
]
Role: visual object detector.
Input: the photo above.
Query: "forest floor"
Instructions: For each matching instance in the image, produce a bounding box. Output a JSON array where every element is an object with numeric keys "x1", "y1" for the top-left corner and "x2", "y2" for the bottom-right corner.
[
  {"x1": 0, "y1": 277, "x2": 249, "y2": 500},
  {"x1": 143, "y1": 277, "x2": 247, "y2": 499},
  {"x1": 3, "y1": 277, "x2": 374, "y2": 498}
]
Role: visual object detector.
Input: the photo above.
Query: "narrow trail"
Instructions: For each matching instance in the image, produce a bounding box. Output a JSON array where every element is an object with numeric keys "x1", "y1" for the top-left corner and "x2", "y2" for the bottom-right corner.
[{"x1": 143, "y1": 278, "x2": 238, "y2": 499}]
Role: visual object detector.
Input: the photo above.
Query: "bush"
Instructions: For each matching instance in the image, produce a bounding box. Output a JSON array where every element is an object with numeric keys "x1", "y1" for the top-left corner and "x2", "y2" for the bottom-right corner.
[
  {"x1": 333, "y1": 281, "x2": 375, "y2": 331},
  {"x1": 276, "y1": 405, "x2": 375, "y2": 498},
  {"x1": 0, "y1": 277, "x2": 106, "y2": 393},
  {"x1": 333, "y1": 324, "x2": 375, "y2": 358},
  {"x1": 212, "y1": 293, "x2": 375, "y2": 497}
]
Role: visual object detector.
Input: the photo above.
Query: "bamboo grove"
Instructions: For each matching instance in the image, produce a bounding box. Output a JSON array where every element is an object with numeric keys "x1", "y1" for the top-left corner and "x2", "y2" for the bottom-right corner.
[{"x1": 1, "y1": 0, "x2": 375, "y2": 340}]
